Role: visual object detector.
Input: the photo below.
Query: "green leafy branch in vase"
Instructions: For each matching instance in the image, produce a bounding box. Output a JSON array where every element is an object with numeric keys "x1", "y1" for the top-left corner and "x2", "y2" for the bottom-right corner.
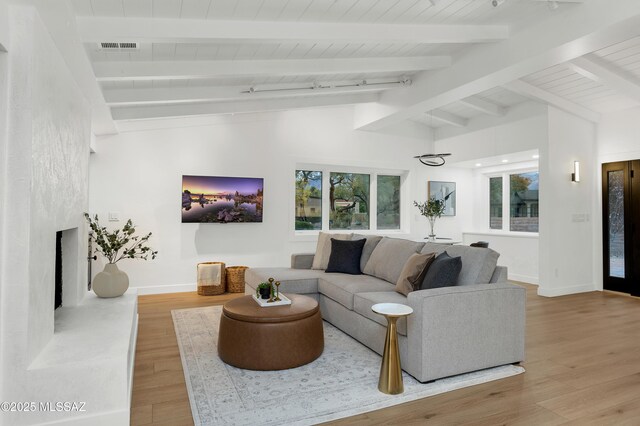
[
  {"x1": 85, "y1": 213, "x2": 158, "y2": 264},
  {"x1": 413, "y1": 197, "x2": 446, "y2": 221},
  {"x1": 414, "y1": 198, "x2": 446, "y2": 238}
]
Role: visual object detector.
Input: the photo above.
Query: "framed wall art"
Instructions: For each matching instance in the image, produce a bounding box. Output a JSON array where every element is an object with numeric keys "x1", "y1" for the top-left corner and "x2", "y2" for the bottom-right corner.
[
  {"x1": 428, "y1": 181, "x2": 456, "y2": 216},
  {"x1": 181, "y1": 175, "x2": 264, "y2": 223}
]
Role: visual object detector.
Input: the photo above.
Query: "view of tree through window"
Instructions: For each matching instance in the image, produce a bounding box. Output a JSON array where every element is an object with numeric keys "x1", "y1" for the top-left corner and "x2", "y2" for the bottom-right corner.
[
  {"x1": 377, "y1": 175, "x2": 401, "y2": 230},
  {"x1": 295, "y1": 170, "x2": 322, "y2": 230},
  {"x1": 329, "y1": 172, "x2": 370, "y2": 230},
  {"x1": 489, "y1": 177, "x2": 503, "y2": 230},
  {"x1": 510, "y1": 171, "x2": 539, "y2": 232}
]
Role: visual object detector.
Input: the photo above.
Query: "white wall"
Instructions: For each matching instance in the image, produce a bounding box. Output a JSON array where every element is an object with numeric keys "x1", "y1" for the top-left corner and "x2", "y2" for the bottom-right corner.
[
  {"x1": 0, "y1": 1, "x2": 8, "y2": 406},
  {"x1": 595, "y1": 107, "x2": 640, "y2": 291},
  {"x1": 91, "y1": 107, "x2": 477, "y2": 293},
  {"x1": 434, "y1": 115, "x2": 546, "y2": 284},
  {"x1": 0, "y1": 6, "x2": 91, "y2": 422},
  {"x1": 435, "y1": 112, "x2": 546, "y2": 163},
  {"x1": 538, "y1": 106, "x2": 597, "y2": 297},
  {"x1": 598, "y1": 107, "x2": 640, "y2": 163}
]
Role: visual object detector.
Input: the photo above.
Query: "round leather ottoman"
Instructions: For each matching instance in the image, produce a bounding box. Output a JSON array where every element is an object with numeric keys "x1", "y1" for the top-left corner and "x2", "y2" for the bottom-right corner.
[{"x1": 218, "y1": 294, "x2": 324, "y2": 370}]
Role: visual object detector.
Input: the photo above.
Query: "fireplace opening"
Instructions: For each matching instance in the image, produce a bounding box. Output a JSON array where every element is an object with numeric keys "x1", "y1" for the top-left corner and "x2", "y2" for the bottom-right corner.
[{"x1": 55, "y1": 230, "x2": 63, "y2": 310}]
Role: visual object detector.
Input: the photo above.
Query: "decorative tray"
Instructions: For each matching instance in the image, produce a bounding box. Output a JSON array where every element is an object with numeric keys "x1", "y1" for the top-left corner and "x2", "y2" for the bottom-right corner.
[
  {"x1": 252, "y1": 293, "x2": 292, "y2": 307},
  {"x1": 251, "y1": 293, "x2": 291, "y2": 308}
]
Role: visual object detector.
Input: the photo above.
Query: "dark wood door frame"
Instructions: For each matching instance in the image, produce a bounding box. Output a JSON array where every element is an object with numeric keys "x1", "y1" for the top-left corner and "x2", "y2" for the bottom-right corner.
[{"x1": 602, "y1": 160, "x2": 640, "y2": 296}]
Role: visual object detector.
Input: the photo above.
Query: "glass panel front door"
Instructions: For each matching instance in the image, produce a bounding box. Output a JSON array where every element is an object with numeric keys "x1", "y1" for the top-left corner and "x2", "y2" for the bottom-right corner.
[{"x1": 608, "y1": 170, "x2": 625, "y2": 278}]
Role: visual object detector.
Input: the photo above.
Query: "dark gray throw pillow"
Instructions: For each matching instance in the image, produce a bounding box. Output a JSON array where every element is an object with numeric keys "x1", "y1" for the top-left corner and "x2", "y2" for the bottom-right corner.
[
  {"x1": 420, "y1": 251, "x2": 462, "y2": 290},
  {"x1": 326, "y1": 238, "x2": 366, "y2": 275}
]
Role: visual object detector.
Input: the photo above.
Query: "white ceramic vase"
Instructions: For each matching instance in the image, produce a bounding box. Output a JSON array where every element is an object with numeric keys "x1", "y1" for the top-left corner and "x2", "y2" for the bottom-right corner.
[{"x1": 93, "y1": 263, "x2": 129, "y2": 298}]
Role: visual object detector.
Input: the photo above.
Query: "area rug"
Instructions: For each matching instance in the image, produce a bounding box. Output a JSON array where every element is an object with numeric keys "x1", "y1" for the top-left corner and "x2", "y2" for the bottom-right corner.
[{"x1": 172, "y1": 306, "x2": 524, "y2": 426}]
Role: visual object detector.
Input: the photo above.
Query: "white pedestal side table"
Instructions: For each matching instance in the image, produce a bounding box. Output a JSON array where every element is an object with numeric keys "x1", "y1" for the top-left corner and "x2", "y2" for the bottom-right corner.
[{"x1": 372, "y1": 303, "x2": 413, "y2": 394}]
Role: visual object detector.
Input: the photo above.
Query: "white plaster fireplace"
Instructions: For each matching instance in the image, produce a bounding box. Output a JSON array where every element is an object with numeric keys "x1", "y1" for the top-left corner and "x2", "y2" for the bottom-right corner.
[{"x1": 0, "y1": 6, "x2": 137, "y2": 426}]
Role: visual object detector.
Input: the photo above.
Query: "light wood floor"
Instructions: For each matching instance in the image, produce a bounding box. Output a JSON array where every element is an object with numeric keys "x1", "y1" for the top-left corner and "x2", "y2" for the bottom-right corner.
[{"x1": 131, "y1": 285, "x2": 640, "y2": 425}]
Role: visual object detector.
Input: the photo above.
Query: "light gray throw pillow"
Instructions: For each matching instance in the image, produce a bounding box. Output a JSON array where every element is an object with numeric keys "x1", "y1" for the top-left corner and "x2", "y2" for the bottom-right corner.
[{"x1": 311, "y1": 232, "x2": 352, "y2": 270}]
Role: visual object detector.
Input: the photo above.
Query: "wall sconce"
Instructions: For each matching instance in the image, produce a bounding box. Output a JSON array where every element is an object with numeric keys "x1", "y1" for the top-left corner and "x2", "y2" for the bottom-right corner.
[{"x1": 571, "y1": 161, "x2": 580, "y2": 183}]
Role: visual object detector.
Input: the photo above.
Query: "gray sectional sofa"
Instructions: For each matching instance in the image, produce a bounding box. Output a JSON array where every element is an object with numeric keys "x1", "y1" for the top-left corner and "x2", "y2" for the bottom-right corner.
[{"x1": 245, "y1": 236, "x2": 526, "y2": 382}]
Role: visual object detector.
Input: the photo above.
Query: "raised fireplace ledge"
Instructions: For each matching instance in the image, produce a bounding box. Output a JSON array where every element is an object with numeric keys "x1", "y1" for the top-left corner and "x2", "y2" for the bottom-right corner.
[{"x1": 17, "y1": 289, "x2": 138, "y2": 425}]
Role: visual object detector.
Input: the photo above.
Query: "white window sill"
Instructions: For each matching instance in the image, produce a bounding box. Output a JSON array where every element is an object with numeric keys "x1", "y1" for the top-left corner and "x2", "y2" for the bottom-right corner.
[
  {"x1": 462, "y1": 230, "x2": 539, "y2": 239},
  {"x1": 291, "y1": 229, "x2": 409, "y2": 242}
]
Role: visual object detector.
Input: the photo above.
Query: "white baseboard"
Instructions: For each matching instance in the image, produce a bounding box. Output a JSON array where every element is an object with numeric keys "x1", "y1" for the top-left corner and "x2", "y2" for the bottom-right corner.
[
  {"x1": 537, "y1": 283, "x2": 595, "y2": 297},
  {"x1": 508, "y1": 273, "x2": 539, "y2": 285},
  {"x1": 133, "y1": 283, "x2": 196, "y2": 295}
]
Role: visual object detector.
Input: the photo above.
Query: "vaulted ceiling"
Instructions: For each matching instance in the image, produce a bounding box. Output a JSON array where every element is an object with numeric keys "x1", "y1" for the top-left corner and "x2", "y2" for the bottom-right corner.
[{"x1": 66, "y1": 0, "x2": 640, "y2": 136}]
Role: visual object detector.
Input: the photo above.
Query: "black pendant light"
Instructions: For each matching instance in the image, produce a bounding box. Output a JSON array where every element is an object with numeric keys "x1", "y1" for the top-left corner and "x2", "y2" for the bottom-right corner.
[{"x1": 414, "y1": 153, "x2": 451, "y2": 167}]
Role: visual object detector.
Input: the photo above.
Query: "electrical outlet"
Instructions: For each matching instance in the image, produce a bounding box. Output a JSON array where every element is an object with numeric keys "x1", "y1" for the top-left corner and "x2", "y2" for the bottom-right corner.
[
  {"x1": 108, "y1": 212, "x2": 120, "y2": 222},
  {"x1": 572, "y1": 214, "x2": 586, "y2": 223}
]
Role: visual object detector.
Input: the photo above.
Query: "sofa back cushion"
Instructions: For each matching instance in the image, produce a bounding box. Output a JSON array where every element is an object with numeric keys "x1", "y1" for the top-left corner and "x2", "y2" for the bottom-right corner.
[
  {"x1": 363, "y1": 237, "x2": 425, "y2": 284},
  {"x1": 311, "y1": 232, "x2": 352, "y2": 270},
  {"x1": 420, "y1": 244, "x2": 499, "y2": 285},
  {"x1": 351, "y1": 234, "x2": 383, "y2": 271},
  {"x1": 446, "y1": 246, "x2": 500, "y2": 285}
]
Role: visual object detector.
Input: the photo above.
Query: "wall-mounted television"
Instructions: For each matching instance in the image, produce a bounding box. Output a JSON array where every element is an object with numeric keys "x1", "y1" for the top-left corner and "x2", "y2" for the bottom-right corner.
[{"x1": 181, "y1": 175, "x2": 264, "y2": 223}]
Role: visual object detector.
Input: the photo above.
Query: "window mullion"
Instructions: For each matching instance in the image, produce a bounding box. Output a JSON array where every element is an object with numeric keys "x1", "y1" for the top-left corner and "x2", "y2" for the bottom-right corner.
[
  {"x1": 370, "y1": 173, "x2": 377, "y2": 231},
  {"x1": 322, "y1": 169, "x2": 330, "y2": 231},
  {"x1": 502, "y1": 172, "x2": 510, "y2": 231}
]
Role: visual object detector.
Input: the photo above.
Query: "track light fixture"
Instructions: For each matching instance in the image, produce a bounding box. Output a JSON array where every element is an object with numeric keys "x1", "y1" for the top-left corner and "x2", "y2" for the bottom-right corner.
[
  {"x1": 414, "y1": 153, "x2": 452, "y2": 167},
  {"x1": 243, "y1": 78, "x2": 411, "y2": 95}
]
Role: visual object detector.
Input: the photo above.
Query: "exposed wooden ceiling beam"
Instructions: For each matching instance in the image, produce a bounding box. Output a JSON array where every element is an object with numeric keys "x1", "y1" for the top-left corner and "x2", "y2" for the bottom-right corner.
[
  {"x1": 104, "y1": 80, "x2": 406, "y2": 106},
  {"x1": 111, "y1": 92, "x2": 379, "y2": 121},
  {"x1": 353, "y1": 0, "x2": 640, "y2": 131},
  {"x1": 568, "y1": 55, "x2": 640, "y2": 104},
  {"x1": 429, "y1": 110, "x2": 468, "y2": 128},
  {"x1": 94, "y1": 57, "x2": 449, "y2": 82},
  {"x1": 503, "y1": 80, "x2": 601, "y2": 123},
  {"x1": 77, "y1": 17, "x2": 509, "y2": 45},
  {"x1": 458, "y1": 96, "x2": 506, "y2": 116}
]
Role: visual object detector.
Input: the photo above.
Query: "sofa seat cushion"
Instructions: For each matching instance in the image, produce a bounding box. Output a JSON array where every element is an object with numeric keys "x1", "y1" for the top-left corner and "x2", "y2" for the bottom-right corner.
[
  {"x1": 245, "y1": 267, "x2": 324, "y2": 294},
  {"x1": 353, "y1": 292, "x2": 409, "y2": 336},
  {"x1": 319, "y1": 275, "x2": 395, "y2": 310},
  {"x1": 363, "y1": 237, "x2": 425, "y2": 284}
]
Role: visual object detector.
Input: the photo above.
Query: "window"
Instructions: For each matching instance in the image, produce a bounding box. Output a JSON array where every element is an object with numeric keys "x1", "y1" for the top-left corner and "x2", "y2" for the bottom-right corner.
[
  {"x1": 489, "y1": 177, "x2": 502, "y2": 230},
  {"x1": 510, "y1": 172, "x2": 539, "y2": 232},
  {"x1": 295, "y1": 167, "x2": 404, "y2": 232},
  {"x1": 329, "y1": 172, "x2": 370, "y2": 230},
  {"x1": 377, "y1": 175, "x2": 401, "y2": 230},
  {"x1": 295, "y1": 170, "x2": 322, "y2": 230},
  {"x1": 487, "y1": 170, "x2": 538, "y2": 233}
]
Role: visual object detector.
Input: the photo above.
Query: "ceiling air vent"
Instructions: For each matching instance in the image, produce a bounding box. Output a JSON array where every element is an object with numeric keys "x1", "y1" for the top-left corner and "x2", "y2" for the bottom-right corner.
[{"x1": 99, "y1": 42, "x2": 139, "y2": 50}]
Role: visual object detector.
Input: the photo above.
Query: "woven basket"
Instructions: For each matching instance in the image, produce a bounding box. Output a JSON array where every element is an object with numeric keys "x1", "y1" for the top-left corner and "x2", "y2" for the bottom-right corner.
[
  {"x1": 226, "y1": 266, "x2": 249, "y2": 293},
  {"x1": 197, "y1": 262, "x2": 226, "y2": 296}
]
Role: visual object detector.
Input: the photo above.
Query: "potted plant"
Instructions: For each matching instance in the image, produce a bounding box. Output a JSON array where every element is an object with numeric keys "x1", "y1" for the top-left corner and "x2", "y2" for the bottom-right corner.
[
  {"x1": 414, "y1": 198, "x2": 446, "y2": 241},
  {"x1": 85, "y1": 213, "x2": 158, "y2": 298},
  {"x1": 256, "y1": 282, "x2": 272, "y2": 300}
]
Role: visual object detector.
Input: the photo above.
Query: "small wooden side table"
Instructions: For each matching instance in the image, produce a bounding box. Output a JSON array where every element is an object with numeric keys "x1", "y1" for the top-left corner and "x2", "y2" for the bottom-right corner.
[{"x1": 372, "y1": 303, "x2": 413, "y2": 395}]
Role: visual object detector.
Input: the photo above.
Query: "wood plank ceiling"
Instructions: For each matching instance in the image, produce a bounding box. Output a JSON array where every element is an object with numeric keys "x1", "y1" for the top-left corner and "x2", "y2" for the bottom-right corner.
[{"x1": 70, "y1": 0, "x2": 640, "y2": 133}]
